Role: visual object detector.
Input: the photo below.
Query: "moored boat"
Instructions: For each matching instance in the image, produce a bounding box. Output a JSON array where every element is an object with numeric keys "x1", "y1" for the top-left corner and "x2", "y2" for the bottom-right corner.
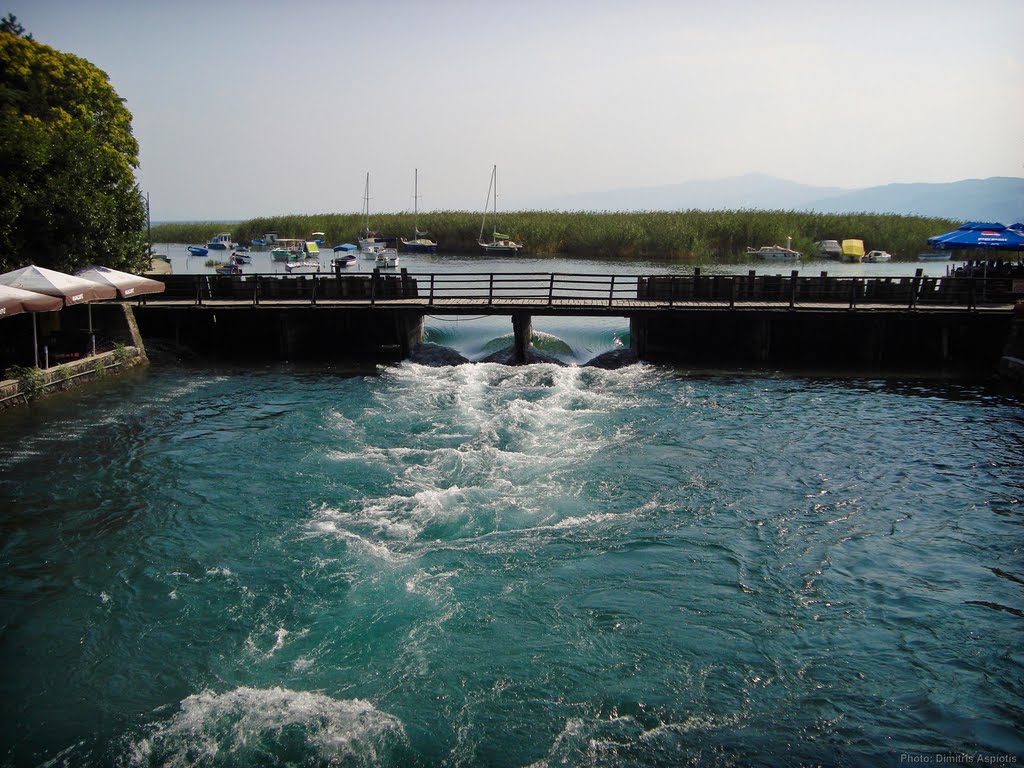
[
  {"x1": 401, "y1": 169, "x2": 438, "y2": 253},
  {"x1": 375, "y1": 248, "x2": 400, "y2": 268},
  {"x1": 358, "y1": 172, "x2": 389, "y2": 252},
  {"x1": 814, "y1": 240, "x2": 842, "y2": 259},
  {"x1": 187, "y1": 245, "x2": 209, "y2": 256},
  {"x1": 271, "y1": 238, "x2": 310, "y2": 261},
  {"x1": 206, "y1": 233, "x2": 233, "y2": 250},
  {"x1": 863, "y1": 250, "x2": 892, "y2": 263},
  {"x1": 841, "y1": 239, "x2": 865, "y2": 263},
  {"x1": 746, "y1": 244, "x2": 801, "y2": 260},
  {"x1": 331, "y1": 252, "x2": 357, "y2": 269},
  {"x1": 479, "y1": 165, "x2": 524, "y2": 254}
]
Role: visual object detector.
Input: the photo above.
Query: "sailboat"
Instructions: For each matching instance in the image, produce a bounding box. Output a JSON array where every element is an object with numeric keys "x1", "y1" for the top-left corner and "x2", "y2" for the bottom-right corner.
[
  {"x1": 478, "y1": 165, "x2": 523, "y2": 254},
  {"x1": 401, "y1": 168, "x2": 438, "y2": 253},
  {"x1": 358, "y1": 172, "x2": 387, "y2": 254}
]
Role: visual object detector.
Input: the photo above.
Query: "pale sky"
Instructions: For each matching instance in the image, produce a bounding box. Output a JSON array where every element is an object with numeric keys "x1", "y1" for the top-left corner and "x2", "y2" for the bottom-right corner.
[{"x1": 11, "y1": 0, "x2": 1024, "y2": 220}]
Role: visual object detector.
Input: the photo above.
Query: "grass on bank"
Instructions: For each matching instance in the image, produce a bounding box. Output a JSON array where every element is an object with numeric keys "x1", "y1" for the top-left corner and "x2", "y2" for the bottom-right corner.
[{"x1": 149, "y1": 210, "x2": 962, "y2": 262}]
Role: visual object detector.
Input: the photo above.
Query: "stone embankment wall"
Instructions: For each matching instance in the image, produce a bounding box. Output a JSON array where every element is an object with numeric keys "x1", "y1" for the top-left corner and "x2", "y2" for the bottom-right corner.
[{"x1": 0, "y1": 304, "x2": 148, "y2": 411}]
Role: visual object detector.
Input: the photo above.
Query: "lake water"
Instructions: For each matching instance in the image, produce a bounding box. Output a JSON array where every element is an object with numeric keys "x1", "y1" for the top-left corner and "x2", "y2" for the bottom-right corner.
[{"x1": 2, "y1": 251, "x2": 1022, "y2": 767}]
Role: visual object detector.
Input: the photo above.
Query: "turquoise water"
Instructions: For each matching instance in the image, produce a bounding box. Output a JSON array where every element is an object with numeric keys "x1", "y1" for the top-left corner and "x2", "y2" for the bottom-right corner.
[{"x1": 2, "y1": 355, "x2": 1023, "y2": 766}]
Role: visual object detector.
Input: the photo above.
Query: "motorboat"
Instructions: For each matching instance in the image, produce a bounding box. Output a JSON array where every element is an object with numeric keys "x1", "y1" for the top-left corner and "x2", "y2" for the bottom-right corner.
[
  {"x1": 746, "y1": 245, "x2": 801, "y2": 260},
  {"x1": 206, "y1": 233, "x2": 233, "y2": 250},
  {"x1": 863, "y1": 250, "x2": 892, "y2": 263},
  {"x1": 311, "y1": 232, "x2": 327, "y2": 246},
  {"x1": 271, "y1": 239, "x2": 309, "y2": 262},
  {"x1": 375, "y1": 248, "x2": 400, "y2": 268},
  {"x1": 814, "y1": 240, "x2": 842, "y2": 259},
  {"x1": 841, "y1": 239, "x2": 865, "y2": 262},
  {"x1": 187, "y1": 245, "x2": 209, "y2": 256},
  {"x1": 331, "y1": 253, "x2": 357, "y2": 269}
]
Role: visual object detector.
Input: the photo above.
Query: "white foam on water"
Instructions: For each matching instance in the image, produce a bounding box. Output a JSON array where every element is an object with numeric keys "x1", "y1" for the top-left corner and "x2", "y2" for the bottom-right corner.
[
  {"x1": 127, "y1": 687, "x2": 407, "y2": 767},
  {"x1": 530, "y1": 710, "x2": 747, "y2": 767},
  {"x1": 309, "y1": 362, "x2": 674, "y2": 562}
]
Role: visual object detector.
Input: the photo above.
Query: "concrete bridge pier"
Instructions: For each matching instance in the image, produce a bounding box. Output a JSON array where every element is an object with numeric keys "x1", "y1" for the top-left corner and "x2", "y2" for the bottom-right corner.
[{"x1": 512, "y1": 313, "x2": 532, "y2": 363}]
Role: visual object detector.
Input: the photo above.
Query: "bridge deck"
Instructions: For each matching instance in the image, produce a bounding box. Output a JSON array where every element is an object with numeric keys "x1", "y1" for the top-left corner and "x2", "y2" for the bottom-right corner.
[{"x1": 138, "y1": 297, "x2": 1015, "y2": 314}]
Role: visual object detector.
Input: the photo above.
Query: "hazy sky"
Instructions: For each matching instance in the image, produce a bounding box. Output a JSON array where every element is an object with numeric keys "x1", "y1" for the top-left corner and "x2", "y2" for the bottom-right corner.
[{"x1": 11, "y1": 0, "x2": 1024, "y2": 220}]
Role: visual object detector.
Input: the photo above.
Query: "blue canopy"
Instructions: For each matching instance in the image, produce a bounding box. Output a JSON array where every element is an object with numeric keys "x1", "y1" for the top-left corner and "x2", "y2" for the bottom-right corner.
[
  {"x1": 333, "y1": 243, "x2": 357, "y2": 252},
  {"x1": 927, "y1": 222, "x2": 1024, "y2": 251}
]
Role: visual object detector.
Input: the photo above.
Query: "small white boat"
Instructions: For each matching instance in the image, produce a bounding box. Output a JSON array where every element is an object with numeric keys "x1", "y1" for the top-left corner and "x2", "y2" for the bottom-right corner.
[
  {"x1": 746, "y1": 240, "x2": 801, "y2": 260},
  {"x1": 375, "y1": 249, "x2": 400, "y2": 268},
  {"x1": 863, "y1": 250, "x2": 892, "y2": 263},
  {"x1": 331, "y1": 253, "x2": 357, "y2": 269}
]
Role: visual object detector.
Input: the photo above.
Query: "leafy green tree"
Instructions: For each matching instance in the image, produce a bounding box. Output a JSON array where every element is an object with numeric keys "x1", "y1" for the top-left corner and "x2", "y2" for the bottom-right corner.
[
  {"x1": 0, "y1": 20, "x2": 146, "y2": 273},
  {"x1": 0, "y1": 13, "x2": 31, "y2": 39}
]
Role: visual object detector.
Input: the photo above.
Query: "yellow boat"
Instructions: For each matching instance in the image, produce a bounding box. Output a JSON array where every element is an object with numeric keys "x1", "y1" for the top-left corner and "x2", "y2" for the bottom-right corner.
[{"x1": 841, "y1": 239, "x2": 865, "y2": 263}]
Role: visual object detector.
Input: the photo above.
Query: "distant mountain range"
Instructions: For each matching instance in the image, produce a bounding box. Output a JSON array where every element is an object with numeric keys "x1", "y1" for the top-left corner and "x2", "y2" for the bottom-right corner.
[{"x1": 532, "y1": 174, "x2": 1024, "y2": 224}]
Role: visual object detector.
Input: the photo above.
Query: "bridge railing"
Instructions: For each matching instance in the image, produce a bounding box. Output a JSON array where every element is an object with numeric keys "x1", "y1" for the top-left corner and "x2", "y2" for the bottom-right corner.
[{"x1": 140, "y1": 270, "x2": 1022, "y2": 310}]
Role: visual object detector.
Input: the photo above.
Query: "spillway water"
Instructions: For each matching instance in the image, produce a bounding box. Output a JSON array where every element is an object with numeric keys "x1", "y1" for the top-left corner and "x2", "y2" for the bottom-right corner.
[{"x1": 2, "y1": 313, "x2": 1023, "y2": 766}]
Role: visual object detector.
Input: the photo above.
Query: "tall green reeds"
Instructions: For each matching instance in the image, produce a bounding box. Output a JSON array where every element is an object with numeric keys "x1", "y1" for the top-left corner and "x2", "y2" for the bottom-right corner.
[{"x1": 149, "y1": 210, "x2": 961, "y2": 261}]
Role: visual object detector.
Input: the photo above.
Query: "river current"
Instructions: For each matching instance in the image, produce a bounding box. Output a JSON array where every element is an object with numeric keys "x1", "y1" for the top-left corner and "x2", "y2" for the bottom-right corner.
[{"x1": 2, "y1": 252, "x2": 1023, "y2": 766}]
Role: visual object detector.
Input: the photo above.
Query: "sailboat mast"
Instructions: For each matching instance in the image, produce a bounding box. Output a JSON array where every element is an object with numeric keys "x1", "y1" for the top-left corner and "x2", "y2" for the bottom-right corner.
[
  {"x1": 363, "y1": 172, "x2": 370, "y2": 235},
  {"x1": 479, "y1": 165, "x2": 496, "y2": 242}
]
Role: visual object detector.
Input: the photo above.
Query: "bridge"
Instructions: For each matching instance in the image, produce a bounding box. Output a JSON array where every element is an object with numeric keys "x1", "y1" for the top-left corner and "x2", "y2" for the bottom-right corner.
[{"x1": 133, "y1": 269, "x2": 1020, "y2": 369}]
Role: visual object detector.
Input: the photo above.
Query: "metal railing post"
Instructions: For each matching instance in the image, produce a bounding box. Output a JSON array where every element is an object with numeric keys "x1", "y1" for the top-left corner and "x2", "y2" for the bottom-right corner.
[
  {"x1": 254, "y1": 274, "x2": 260, "y2": 306},
  {"x1": 548, "y1": 274, "x2": 555, "y2": 305},
  {"x1": 429, "y1": 273, "x2": 435, "y2": 305},
  {"x1": 608, "y1": 274, "x2": 615, "y2": 307},
  {"x1": 370, "y1": 268, "x2": 378, "y2": 306},
  {"x1": 789, "y1": 270, "x2": 798, "y2": 309},
  {"x1": 488, "y1": 274, "x2": 494, "y2": 304},
  {"x1": 311, "y1": 276, "x2": 318, "y2": 306}
]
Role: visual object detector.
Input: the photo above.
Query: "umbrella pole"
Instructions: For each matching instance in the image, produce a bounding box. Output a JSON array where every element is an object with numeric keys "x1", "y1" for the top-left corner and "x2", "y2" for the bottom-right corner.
[
  {"x1": 33, "y1": 314, "x2": 39, "y2": 368},
  {"x1": 88, "y1": 303, "x2": 95, "y2": 357}
]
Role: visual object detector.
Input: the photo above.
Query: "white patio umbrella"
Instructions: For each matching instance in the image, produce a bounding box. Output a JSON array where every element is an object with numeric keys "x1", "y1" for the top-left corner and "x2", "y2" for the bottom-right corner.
[
  {"x1": 0, "y1": 285, "x2": 65, "y2": 368},
  {"x1": 0, "y1": 265, "x2": 117, "y2": 362},
  {"x1": 74, "y1": 265, "x2": 166, "y2": 299}
]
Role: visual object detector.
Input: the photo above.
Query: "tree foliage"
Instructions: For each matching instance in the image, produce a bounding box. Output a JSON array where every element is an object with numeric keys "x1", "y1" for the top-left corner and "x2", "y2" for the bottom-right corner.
[{"x1": 0, "y1": 23, "x2": 146, "y2": 273}]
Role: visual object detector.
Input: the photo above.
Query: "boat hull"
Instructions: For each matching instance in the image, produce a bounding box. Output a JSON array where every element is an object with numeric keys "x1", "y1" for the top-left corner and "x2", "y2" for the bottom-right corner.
[{"x1": 402, "y1": 240, "x2": 437, "y2": 253}]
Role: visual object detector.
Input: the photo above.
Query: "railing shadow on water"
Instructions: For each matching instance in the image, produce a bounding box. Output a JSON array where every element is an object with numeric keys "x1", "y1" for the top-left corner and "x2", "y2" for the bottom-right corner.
[{"x1": 140, "y1": 269, "x2": 1023, "y2": 310}]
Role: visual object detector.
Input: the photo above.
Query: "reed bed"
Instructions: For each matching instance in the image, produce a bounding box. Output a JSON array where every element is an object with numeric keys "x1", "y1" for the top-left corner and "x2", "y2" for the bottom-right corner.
[{"x1": 150, "y1": 210, "x2": 961, "y2": 261}]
